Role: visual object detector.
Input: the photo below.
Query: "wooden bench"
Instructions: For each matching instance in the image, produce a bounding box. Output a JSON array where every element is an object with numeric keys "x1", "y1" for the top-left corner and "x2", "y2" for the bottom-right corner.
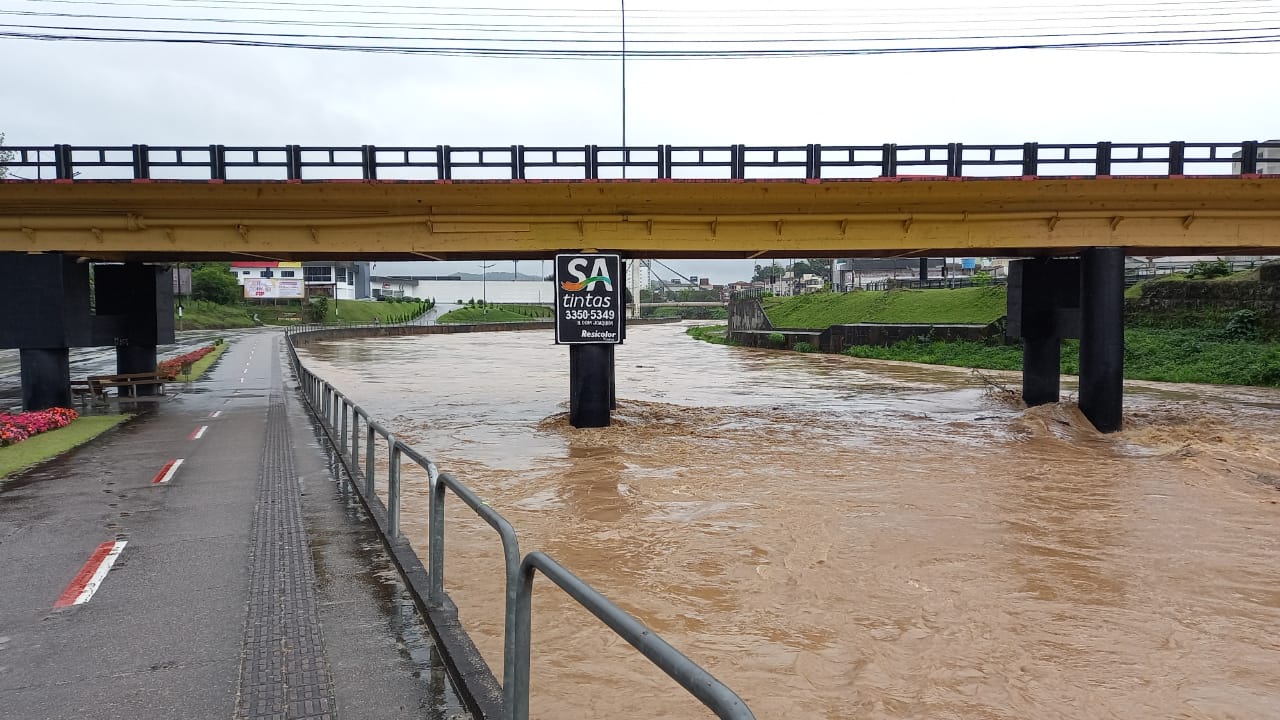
[{"x1": 85, "y1": 372, "x2": 172, "y2": 398}]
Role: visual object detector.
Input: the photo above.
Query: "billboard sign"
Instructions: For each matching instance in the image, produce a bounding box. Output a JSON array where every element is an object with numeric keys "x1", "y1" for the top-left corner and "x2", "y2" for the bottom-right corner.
[
  {"x1": 554, "y1": 253, "x2": 622, "y2": 344},
  {"x1": 243, "y1": 278, "x2": 305, "y2": 299}
]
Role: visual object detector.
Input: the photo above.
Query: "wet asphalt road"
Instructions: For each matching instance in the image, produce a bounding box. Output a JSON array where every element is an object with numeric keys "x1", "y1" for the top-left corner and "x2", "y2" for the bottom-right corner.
[{"x1": 0, "y1": 329, "x2": 468, "y2": 719}]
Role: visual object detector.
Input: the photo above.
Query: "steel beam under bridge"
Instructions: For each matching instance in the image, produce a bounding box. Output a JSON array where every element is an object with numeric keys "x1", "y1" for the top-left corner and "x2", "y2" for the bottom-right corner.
[{"x1": 2, "y1": 177, "x2": 1280, "y2": 261}]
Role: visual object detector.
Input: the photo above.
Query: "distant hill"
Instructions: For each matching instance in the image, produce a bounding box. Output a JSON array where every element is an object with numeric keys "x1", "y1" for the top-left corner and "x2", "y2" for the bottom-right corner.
[{"x1": 449, "y1": 271, "x2": 546, "y2": 281}]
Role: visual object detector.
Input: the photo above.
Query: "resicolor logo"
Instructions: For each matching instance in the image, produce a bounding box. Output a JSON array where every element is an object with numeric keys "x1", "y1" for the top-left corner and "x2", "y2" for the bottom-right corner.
[{"x1": 560, "y1": 257, "x2": 614, "y2": 292}]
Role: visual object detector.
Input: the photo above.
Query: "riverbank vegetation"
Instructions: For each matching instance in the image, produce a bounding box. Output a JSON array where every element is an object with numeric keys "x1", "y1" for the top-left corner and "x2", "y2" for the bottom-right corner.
[
  {"x1": 178, "y1": 295, "x2": 431, "y2": 329},
  {"x1": 0, "y1": 414, "x2": 130, "y2": 478},
  {"x1": 693, "y1": 275, "x2": 1280, "y2": 387},
  {"x1": 839, "y1": 327, "x2": 1280, "y2": 387},
  {"x1": 438, "y1": 302, "x2": 552, "y2": 324}
]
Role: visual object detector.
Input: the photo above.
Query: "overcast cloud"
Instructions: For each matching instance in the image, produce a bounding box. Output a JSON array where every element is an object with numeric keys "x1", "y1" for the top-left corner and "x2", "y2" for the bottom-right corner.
[{"x1": 2, "y1": 0, "x2": 1276, "y2": 282}]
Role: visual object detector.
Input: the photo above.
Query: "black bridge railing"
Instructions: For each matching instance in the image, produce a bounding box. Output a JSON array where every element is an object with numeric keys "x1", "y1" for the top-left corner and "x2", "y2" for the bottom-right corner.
[{"x1": 3, "y1": 141, "x2": 1278, "y2": 182}]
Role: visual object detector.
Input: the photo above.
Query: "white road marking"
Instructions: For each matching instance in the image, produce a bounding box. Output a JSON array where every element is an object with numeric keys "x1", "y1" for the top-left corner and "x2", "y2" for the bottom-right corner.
[
  {"x1": 152, "y1": 458, "x2": 184, "y2": 484},
  {"x1": 55, "y1": 541, "x2": 128, "y2": 608}
]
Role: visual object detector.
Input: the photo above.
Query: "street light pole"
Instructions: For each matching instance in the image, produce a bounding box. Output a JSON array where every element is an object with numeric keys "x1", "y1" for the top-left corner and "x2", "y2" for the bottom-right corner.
[
  {"x1": 621, "y1": 0, "x2": 627, "y2": 179},
  {"x1": 481, "y1": 262, "x2": 495, "y2": 313}
]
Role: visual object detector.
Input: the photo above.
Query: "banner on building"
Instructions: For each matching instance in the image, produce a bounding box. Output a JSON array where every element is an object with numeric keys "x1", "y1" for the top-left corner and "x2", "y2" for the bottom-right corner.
[{"x1": 243, "y1": 278, "x2": 304, "y2": 299}]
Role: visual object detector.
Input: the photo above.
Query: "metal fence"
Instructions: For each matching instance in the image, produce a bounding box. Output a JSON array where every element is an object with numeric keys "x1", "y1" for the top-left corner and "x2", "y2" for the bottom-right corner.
[
  {"x1": 4, "y1": 140, "x2": 1280, "y2": 181},
  {"x1": 283, "y1": 323, "x2": 754, "y2": 720}
]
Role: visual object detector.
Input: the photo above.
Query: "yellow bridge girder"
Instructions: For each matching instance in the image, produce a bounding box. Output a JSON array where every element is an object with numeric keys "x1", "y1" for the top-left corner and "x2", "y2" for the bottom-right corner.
[{"x1": 1, "y1": 176, "x2": 1279, "y2": 260}]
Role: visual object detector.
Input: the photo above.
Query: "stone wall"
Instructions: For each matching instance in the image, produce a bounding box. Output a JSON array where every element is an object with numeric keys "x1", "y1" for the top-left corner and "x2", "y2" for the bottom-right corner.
[{"x1": 1127, "y1": 275, "x2": 1280, "y2": 321}]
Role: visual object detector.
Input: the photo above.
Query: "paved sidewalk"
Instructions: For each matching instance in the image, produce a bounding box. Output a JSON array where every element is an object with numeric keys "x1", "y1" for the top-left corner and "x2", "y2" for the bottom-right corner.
[{"x1": 0, "y1": 330, "x2": 468, "y2": 720}]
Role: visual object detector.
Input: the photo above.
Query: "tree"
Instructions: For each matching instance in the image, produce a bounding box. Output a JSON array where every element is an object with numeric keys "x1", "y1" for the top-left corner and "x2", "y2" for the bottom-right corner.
[
  {"x1": 0, "y1": 133, "x2": 13, "y2": 179},
  {"x1": 752, "y1": 263, "x2": 784, "y2": 283},
  {"x1": 788, "y1": 259, "x2": 833, "y2": 282},
  {"x1": 192, "y1": 263, "x2": 242, "y2": 304},
  {"x1": 304, "y1": 296, "x2": 329, "y2": 323}
]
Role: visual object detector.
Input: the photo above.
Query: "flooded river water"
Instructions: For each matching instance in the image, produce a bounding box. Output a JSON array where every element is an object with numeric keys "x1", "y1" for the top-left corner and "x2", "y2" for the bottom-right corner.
[{"x1": 297, "y1": 323, "x2": 1280, "y2": 720}]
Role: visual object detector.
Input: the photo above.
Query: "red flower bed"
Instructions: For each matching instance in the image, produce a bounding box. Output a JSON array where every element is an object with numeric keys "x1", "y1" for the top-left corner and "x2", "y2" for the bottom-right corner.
[
  {"x1": 0, "y1": 407, "x2": 78, "y2": 447},
  {"x1": 158, "y1": 344, "x2": 218, "y2": 379}
]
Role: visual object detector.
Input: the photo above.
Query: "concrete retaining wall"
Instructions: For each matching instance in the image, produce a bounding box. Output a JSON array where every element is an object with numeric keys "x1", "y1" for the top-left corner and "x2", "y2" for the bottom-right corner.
[
  {"x1": 825, "y1": 322, "x2": 995, "y2": 351},
  {"x1": 727, "y1": 298, "x2": 773, "y2": 331},
  {"x1": 730, "y1": 329, "x2": 824, "y2": 350},
  {"x1": 290, "y1": 317, "x2": 679, "y2": 345},
  {"x1": 728, "y1": 322, "x2": 995, "y2": 352}
]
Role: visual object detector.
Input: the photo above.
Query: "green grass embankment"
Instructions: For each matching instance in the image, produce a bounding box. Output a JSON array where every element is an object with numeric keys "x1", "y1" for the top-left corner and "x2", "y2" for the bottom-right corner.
[
  {"x1": 762, "y1": 286, "x2": 1007, "y2": 327},
  {"x1": 0, "y1": 415, "x2": 131, "y2": 478},
  {"x1": 437, "y1": 307, "x2": 541, "y2": 323},
  {"x1": 704, "y1": 285, "x2": 1280, "y2": 387},
  {"x1": 437, "y1": 304, "x2": 552, "y2": 324},
  {"x1": 178, "y1": 300, "x2": 256, "y2": 329},
  {"x1": 178, "y1": 299, "x2": 430, "y2": 329}
]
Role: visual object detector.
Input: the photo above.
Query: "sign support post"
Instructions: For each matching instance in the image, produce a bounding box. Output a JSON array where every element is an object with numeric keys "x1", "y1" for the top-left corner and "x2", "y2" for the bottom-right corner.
[{"x1": 555, "y1": 253, "x2": 623, "y2": 428}]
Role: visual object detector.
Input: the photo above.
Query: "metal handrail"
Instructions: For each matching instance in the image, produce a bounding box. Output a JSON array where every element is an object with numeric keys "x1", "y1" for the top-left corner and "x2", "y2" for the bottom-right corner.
[
  {"x1": 5, "y1": 140, "x2": 1279, "y2": 181},
  {"x1": 283, "y1": 326, "x2": 754, "y2": 720},
  {"x1": 513, "y1": 552, "x2": 754, "y2": 720}
]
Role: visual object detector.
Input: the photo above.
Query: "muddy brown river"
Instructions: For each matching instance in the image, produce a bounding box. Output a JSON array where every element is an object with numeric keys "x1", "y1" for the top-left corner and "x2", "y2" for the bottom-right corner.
[{"x1": 296, "y1": 323, "x2": 1280, "y2": 720}]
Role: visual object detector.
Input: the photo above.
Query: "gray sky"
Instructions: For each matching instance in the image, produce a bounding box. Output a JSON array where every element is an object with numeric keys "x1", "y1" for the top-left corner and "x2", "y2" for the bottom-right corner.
[{"x1": 3, "y1": 0, "x2": 1277, "y2": 282}]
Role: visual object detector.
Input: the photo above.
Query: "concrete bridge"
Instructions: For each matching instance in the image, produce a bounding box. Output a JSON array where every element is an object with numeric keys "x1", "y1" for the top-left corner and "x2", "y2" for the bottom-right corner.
[{"x1": 3, "y1": 139, "x2": 1280, "y2": 432}]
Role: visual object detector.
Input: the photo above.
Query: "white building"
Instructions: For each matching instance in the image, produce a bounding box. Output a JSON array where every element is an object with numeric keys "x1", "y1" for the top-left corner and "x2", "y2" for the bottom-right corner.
[{"x1": 230, "y1": 261, "x2": 369, "y2": 300}]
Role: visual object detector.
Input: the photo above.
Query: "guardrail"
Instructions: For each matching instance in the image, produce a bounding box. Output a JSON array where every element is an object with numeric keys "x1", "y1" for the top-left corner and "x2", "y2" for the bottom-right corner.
[
  {"x1": 4, "y1": 140, "x2": 1279, "y2": 181},
  {"x1": 283, "y1": 323, "x2": 754, "y2": 720}
]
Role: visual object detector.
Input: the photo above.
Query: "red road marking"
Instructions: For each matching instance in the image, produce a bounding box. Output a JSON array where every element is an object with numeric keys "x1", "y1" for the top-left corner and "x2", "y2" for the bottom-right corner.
[
  {"x1": 54, "y1": 540, "x2": 128, "y2": 608},
  {"x1": 189, "y1": 426, "x2": 208, "y2": 440},
  {"x1": 151, "y1": 458, "x2": 184, "y2": 485}
]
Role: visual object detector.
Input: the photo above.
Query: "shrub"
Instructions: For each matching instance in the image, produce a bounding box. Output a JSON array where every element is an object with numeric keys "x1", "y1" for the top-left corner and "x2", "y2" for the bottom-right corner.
[
  {"x1": 1222, "y1": 309, "x2": 1260, "y2": 340},
  {"x1": 1187, "y1": 259, "x2": 1231, "y2": 279},
  {"x1": 304, "y1": 296, "x2": 329, "y2": 323},
  {"x1": 793, "y1": 342, "x2": 818, "y2": 353},
  {"x1": 767, "y1": 332, "x2": 786, "y2": 347}
]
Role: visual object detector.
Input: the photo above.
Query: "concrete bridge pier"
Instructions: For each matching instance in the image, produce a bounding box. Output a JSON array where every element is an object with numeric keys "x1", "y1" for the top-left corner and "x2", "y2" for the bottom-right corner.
[
  {"x1": 1078, "y1": 247, "x2": 1125, "y2": 433},
  {"x1": 1009, "y1": 257, "x2": 1078, "y2": 408},
  {"x1": 94, "y1": 263, "x2": 174, "y2": 395},
  {"x1": 0, "y1": 252, "x2": 91, "y2": 410},
  {"x1": 569, "y1": 344, "x2": 612, "y2": 427},
  {"x1": 1008, "y1": 250, "x2": 1125, "y2": 432}
]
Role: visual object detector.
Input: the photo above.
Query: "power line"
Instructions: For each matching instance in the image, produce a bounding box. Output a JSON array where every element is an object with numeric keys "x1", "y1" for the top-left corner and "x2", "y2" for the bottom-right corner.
[
  {"x1": 8, "y1": 6, "x2": 1280, "y2": 33},
  {"x1": 4, "y1": 18, "x2": 1278, "y2": 45},
  {"x1": 17, "y1": 0, "x2": 1280, "y2": 22},
  {"x1": 3, "y1": 27, "x2": 1277, "y2": 57}
]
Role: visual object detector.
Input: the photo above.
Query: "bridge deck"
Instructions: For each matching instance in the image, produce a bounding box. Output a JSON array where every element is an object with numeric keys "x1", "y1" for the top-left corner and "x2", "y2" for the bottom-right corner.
[{"x1": 3, "y1": 175, "x2": 1280, "y2": 261}]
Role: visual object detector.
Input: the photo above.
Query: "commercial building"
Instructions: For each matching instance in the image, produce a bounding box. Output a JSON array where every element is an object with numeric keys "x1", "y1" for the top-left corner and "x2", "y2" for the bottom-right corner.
[{"x1": 230, "y1": 261, "x2": 370, "y2": 300}]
